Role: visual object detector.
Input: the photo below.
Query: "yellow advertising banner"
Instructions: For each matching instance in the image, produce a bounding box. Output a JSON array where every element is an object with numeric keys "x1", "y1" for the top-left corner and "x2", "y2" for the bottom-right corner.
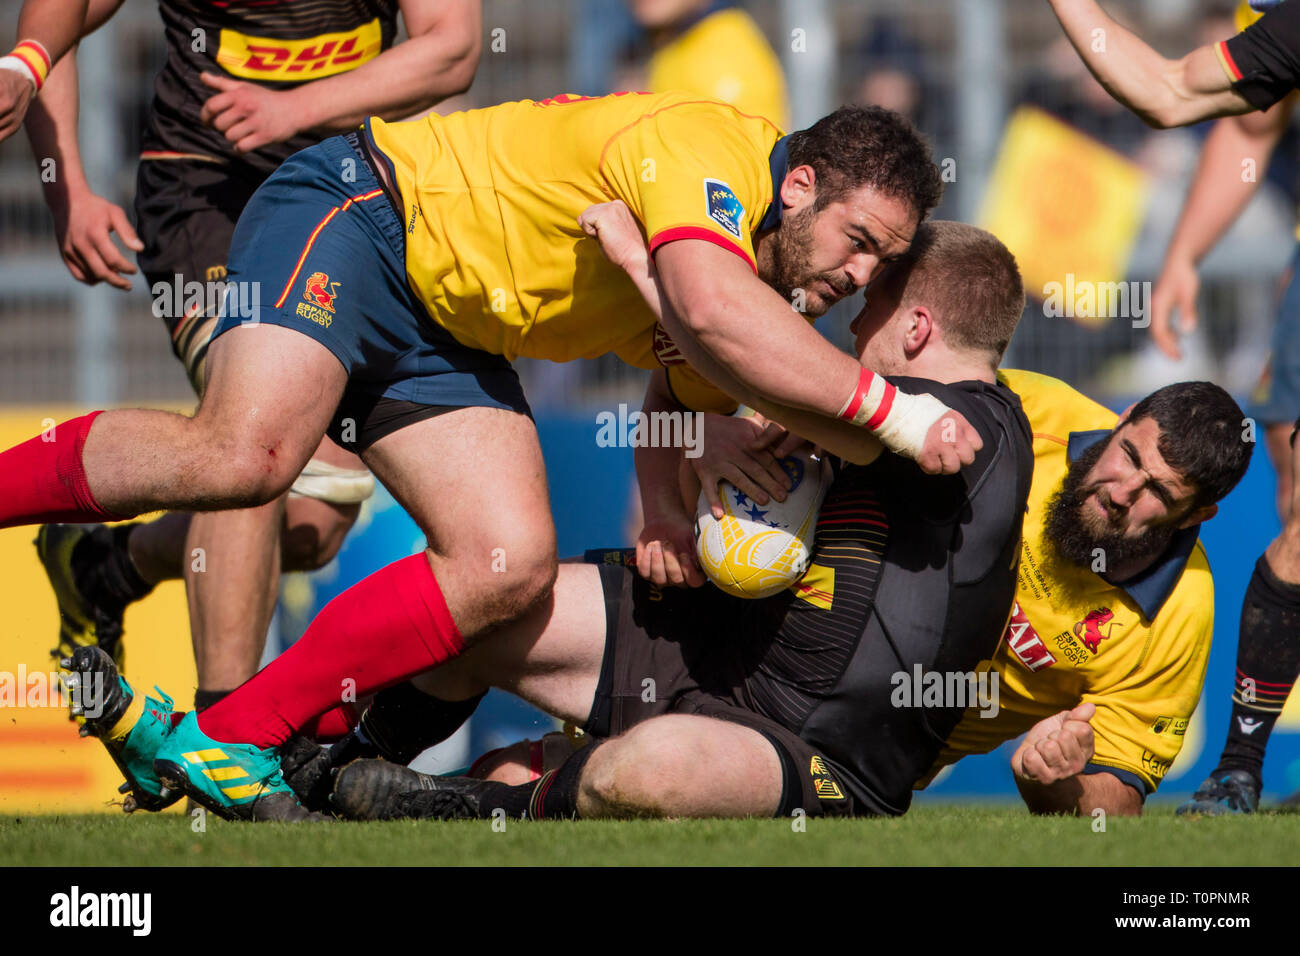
[
  {"x1": 0, "y1": 409, "x2": 196, "y2": 814},
  {"x1": 977, "y1": 107, "x2": 1149, "y2": 327}
]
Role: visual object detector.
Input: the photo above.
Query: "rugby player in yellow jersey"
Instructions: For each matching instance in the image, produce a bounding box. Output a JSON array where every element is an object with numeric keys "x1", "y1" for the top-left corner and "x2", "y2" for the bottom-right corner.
[
  {"x1": 2, "y1": 0, "x2": 482, "y2": 811},
  {"x1": 920, "y1": 369, "x2": 1250, "y2": 816},
  {"x1": 0, "y1": 94, "x2": 986, "y2": 819},
  {"x1": 630, "y1": 0, "x2": 789, "y2": 129}
]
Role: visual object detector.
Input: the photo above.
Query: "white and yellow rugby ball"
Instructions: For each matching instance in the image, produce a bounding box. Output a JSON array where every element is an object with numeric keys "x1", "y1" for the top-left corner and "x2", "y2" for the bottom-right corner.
[{"x1": 695, "y1": 452, "x2": 831, "y2": 598}]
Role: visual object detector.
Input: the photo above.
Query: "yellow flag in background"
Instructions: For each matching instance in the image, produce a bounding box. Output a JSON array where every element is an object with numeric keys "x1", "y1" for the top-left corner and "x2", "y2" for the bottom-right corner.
[{"x1": 977, "y1": 107, "x2": 1149, "y2": 327}]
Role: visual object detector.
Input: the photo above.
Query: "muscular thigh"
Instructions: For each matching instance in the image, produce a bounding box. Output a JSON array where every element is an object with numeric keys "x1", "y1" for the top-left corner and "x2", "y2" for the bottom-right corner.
[{"x1": 360, "y1": 404, "x2": 557, "y2": 634}]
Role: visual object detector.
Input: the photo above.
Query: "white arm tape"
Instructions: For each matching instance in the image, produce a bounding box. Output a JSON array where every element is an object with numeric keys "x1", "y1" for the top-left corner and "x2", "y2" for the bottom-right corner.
[{"x1": 872, "y1": 389, "x2": 951, "y2": 460}]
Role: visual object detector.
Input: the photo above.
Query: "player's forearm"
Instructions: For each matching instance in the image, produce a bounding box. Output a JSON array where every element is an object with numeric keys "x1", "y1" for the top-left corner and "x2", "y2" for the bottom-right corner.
[
  {"x1": 1046, "y1": 0, "x2": 1243, "y2": 127},
  {"x1": 651, "y1": 244, "x2": 866, "y2": 428},
  {"x1": 635, "y1": 375, "x2": 696, "y2": 523},
  {"x1": 744, "y1": 397, "x2": 882, "y2": 466},
  {"x1": 284, "y1": 26, "x2": 479, "y2": 133},
  {"x1": 14, "y1": 0, "x2": 90, "y2": 69},
  {"x1": 630, "y1": 253, "x2": 882, "y2": 463},
  {"x1": 1165, "y1": 108, "x2": 1287, "y2": 265},
  {"x1": 1016, "y1": 769, "x2": 1143, "y2": 816},
  {"x1": 25, "y1": 50, "x2": 92, "y2": 202}
]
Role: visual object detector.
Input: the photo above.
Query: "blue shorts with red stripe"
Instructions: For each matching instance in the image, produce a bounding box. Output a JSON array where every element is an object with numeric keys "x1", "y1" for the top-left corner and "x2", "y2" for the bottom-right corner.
[{"x1": 212, "y1": 132, "x2": 530, "y2": 424}]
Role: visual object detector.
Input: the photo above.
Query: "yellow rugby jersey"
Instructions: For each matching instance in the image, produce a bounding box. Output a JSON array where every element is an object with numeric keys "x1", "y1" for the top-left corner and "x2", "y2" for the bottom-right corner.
[
  {"x1": 647, "y1": 5, "x2": 790, "y2": 131},
  {"x1": 363, "y1": 91, "x2": 788, "y2": 414},
  {"x1": 920, "y1": 369, "x2": 1215, "y2": 796}
]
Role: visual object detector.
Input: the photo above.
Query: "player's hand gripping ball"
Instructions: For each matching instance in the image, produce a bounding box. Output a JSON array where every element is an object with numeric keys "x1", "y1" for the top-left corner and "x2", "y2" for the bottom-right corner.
[{"x1": 695, "y1": 451, "x2": 831, "y2": 598}]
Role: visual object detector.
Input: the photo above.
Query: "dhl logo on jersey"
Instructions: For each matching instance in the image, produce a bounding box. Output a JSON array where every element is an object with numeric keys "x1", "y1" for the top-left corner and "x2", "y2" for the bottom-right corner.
[{"x1": 216, "y1": 20, "x2": 382, "y2": 81}]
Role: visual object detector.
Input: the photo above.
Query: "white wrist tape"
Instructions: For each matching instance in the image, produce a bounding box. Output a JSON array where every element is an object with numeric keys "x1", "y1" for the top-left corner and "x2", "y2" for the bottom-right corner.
[
  {"x1": 837, "y1": 367, "x2": 951, "y2": 459},
  {"x1": 872, "y1": 389, "x2": 951, "y2": 459}
]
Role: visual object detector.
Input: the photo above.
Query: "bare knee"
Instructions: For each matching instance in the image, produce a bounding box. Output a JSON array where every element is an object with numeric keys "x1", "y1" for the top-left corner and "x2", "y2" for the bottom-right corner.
[
  {"x1": 191, "y1": 409, "x2": 314, "y2": 509},
  {"x1": 581, "y1": 728, "x2": 685, "y2": 818},
  {"x1": 222, "y1": 449, "x2": 298, "y2": 508},
  {"x1": 578, "y1": 717, "x2": 783, "y2": 819},
  {"x1": 508, "y1": 546, "x2": 559, "y2": 615},
  {"x1": 442, "y1": 536, "x2": 558, "y2": 633}
]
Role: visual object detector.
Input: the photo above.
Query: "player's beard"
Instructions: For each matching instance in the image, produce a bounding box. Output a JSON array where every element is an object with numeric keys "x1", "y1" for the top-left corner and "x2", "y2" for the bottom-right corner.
[
  {"x1": 767, "y1": 205, "x2": 848, "y2": 317},
  {"x1": 1043, "y1": 436, "x2": 1177, "y2": 575}
]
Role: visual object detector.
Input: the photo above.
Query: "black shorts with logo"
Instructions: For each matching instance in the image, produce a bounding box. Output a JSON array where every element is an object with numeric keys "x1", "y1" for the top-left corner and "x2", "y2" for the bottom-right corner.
[
  {"x1": 134, "y1": 157, "x2": 266, "y2": 392},
  {"x1": 583, "y1": 560, "x2": 856, "y2": 818}
]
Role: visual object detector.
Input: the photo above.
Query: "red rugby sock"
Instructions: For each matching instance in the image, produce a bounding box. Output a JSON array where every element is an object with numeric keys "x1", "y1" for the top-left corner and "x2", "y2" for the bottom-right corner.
[
  {"x1": 0, "y1": 411, "x2": 128, "y2": 529},
  {"x1": 198, "y1": 553, "x2": 465, "y2": 748},
  {"x1": 300, "y1": 701, "x2": 360, "y2": 742}
]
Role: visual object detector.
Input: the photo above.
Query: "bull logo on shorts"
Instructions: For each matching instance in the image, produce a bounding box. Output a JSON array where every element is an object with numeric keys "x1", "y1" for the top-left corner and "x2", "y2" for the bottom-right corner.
[
  {"x1": 303, "y1": 272, "x2": 340, "y2": 313},
  {"x1": 1073, "y1": 607, "x2": 1116, "y2": 654}
]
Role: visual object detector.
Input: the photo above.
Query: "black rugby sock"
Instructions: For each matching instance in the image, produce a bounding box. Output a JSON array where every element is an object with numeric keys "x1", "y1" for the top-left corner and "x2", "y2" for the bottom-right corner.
[
  {"x1": 72, "y1": 524, "x2": 154, "y2": 611},
  {"x1": 193, "y1": 688, "x2": 233, "y2": 713},
  {"x1": 360, "y1": 683, "x2": 486, "y2": 764},
  {"x1": 1215, "y1": 556, "x2": 1300, "y2": 781},
  {"x1": 472, "y1": 740, "x2": 600, "y2": 820}
]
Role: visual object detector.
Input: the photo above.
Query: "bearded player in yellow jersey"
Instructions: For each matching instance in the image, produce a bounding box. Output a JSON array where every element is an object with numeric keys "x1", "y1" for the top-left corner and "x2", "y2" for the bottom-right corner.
[
  {"x1": 0, "y1": 93, "x2": 988, "y2": 819},
  {"x1": 920, "y1": 369, "x2": 1250, "y2": 815}
]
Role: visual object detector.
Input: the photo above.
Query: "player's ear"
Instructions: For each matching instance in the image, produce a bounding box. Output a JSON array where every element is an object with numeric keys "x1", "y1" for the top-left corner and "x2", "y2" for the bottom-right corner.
[
  {"x1": 904, "y1": 305, "x2": 932, "y2": 356},
  {"x1": 1179, "y1": 503, "x2": 1217, "y2": 529},
  {"x1": 1116, "y1": 403, "x2": 1137, "y2": 425},
  {"x1": 780, "y1": 164, "x2": 816, "y2": 211}
]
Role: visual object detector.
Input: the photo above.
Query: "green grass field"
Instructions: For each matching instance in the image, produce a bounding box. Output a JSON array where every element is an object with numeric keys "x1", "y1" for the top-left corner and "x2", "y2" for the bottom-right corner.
[{"x1": 3, "y1": 805, "x2": 1298, "y2": 866}]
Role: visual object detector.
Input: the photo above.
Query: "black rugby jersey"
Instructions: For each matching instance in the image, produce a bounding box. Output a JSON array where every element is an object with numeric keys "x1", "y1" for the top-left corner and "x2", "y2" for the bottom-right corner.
[
  {"x1": 1221, "y1": 0, "x2": 1300, "y2": 111},
  {"x1": 142, "y1": 0, "x2": 399, "y2": 174},
  {"x1": 662, "y1": 377, "x2": 1033, "y2": 816}
]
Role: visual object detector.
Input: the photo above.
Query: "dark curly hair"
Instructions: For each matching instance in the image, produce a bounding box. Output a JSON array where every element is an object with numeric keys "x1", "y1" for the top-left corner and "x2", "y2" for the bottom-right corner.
[
  {"x1": 1127, "y1": 382, "x2": 1253, "y2": 510},
  {"x1": 785, "y1": 105, "x2": 944, "y2": 221}
]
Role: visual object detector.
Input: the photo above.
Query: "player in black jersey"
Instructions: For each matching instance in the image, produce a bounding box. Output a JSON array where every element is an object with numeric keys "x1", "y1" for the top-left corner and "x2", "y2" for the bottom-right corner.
[
  {"x1": 1, "y1": 0, "x2": 481, "y2": 794},
  {"x1": 326, "y1": 219, "x2": 1052, "y2": 820},
  {"x1": 1045, "y1": 0, "x2": 1300, "y2": 125}
]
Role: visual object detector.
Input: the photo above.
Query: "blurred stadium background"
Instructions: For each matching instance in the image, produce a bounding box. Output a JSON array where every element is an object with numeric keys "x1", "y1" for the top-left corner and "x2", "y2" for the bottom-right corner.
[{"x1": 0, "y1": 0, "x2": 1295, "y2": 813}]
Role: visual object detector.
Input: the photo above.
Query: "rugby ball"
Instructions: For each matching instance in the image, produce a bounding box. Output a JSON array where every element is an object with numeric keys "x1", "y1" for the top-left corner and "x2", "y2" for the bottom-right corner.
[{"x1": 695, "y1": 452, "x2": 831, "y2": 598}]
